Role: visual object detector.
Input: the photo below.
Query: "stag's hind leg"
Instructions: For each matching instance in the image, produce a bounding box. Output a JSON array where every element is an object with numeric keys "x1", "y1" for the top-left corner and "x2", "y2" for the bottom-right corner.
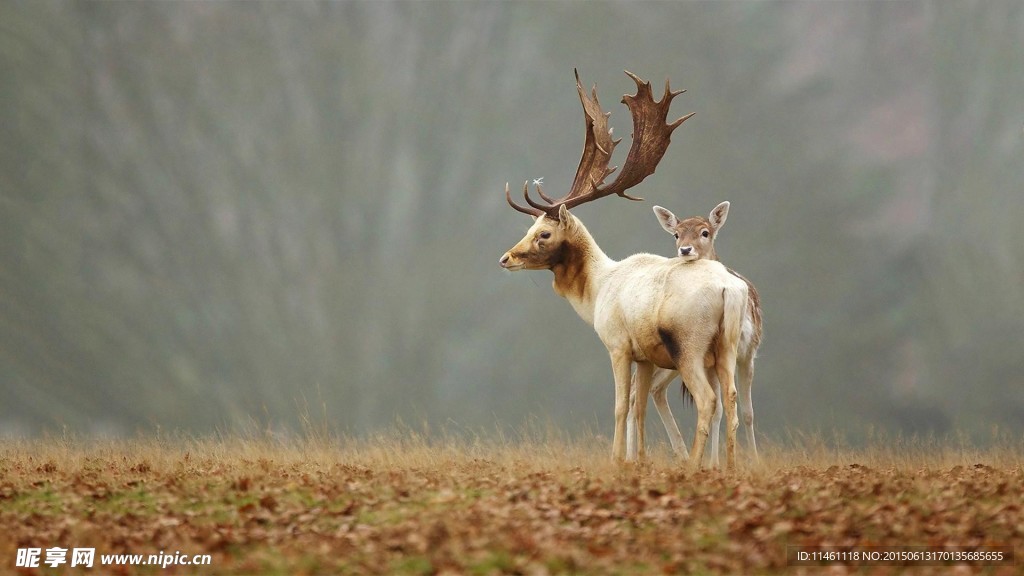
[
  {"x1": 678, "y1": 359, "x2": 716, "y2": 470},
  {"x1": 715, "y1": 284, "x2": 745, "y2": 472},
  {"x1": 715, "y1": 357, "x2": 739, "y2": 472}
]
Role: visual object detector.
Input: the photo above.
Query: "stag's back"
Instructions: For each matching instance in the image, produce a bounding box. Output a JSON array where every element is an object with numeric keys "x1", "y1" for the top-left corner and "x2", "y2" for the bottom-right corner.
[{"x1": 593, "y1": 256, "x2": 744, "y2": 370}]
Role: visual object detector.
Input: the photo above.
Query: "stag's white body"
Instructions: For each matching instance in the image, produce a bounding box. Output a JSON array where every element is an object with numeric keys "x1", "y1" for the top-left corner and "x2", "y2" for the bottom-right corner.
[{"x1": 594, "y1": 254, "x2": 731, "y2": 371}]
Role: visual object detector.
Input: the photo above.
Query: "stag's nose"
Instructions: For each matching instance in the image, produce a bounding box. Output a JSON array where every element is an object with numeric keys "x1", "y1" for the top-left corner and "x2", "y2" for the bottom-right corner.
[
  {"x1": 679, "y1": 246, "x2": 693, "y2": 257},
  {"x1": 499, "y1": 254, "x2": 510, "y2": 268}
]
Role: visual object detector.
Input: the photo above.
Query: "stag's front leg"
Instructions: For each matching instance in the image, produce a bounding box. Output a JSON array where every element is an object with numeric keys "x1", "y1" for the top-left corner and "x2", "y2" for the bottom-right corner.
[
  {"x1": 626, "y1": 377, "x2": 639, "y2": 461},
  {"x1": 626, "y1": 370, "x2": 643, "y2": 461},
  {"x1": 609, "y1": 350, "x2": 634, "y2": 462},
  {"x1": 629, "y1": 366, "x2": 675, "y2": 460},
  {"x1": 632, "y1": 362, "x2": 654, "y2": 460}
]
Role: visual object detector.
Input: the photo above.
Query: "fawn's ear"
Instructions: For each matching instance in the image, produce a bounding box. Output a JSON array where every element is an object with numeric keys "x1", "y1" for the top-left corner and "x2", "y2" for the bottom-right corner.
[
  {"x1": 709, "y1": 201, "x2": 730, "y2": 235},
  {"x1": 653, "y1": 205, "x2": 680, "y2": 234}
]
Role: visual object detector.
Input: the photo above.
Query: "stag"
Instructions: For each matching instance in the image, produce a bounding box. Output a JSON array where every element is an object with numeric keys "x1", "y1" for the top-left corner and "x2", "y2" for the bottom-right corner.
[
  {"x1": 626, "y1": 201, "x2": 764, "y2": 465},
  {"x1": 498, "y1": 70, "x2": 747, "y2": 469}
]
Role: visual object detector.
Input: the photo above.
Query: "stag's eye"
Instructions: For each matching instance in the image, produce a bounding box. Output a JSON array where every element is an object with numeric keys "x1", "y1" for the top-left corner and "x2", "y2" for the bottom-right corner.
[
  {"x1": 539, "y1": 231, "x2": 552, "y2": 240},
  {"x1": 701, "y1": 229, "x2": 710, "y2": 238},
  {"x1": 673, "y1": 233, "x2": 679, "y2": 239}
]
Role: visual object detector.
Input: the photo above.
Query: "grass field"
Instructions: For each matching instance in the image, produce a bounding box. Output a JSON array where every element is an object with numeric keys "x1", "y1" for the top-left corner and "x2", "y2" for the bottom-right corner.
[{"x1": 0, "y1": 431, "x2": 1021, "y2": 575}]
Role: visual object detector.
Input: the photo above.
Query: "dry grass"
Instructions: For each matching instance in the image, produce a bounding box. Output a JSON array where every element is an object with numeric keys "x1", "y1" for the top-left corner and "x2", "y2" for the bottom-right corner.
[{"x1": 0, "y1": 430, "x2": 1022, "y2": 574}]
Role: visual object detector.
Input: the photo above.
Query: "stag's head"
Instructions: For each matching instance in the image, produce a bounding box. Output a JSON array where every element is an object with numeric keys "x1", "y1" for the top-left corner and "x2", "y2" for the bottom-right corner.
[
  {"x1": 653, "y1": 201, "x2": 730, "y2": 262},
  {"x1": 499, "y1": 69, "x2": 693, "y2": 271},
  {"x1": 498, "y1": 205, "x2": 578, "y2": 271}
]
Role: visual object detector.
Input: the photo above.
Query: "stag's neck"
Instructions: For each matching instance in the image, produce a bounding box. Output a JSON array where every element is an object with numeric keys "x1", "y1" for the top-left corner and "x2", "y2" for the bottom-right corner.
[{"x1": 551, "y1": 224, "x2": 612, "y2": 326}]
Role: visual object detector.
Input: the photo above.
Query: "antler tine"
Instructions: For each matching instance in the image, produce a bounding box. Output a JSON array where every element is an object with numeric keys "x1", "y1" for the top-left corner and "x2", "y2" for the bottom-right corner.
[
  {"x1": 535, "y1": 183, "x2": 558, "y2": 205},
  {"x1": 670, "y1": 111, "x2": 697, "y2": 130},
  {"x1": 522, "y1": 181, "x2": 552, "y2": 212},
  {"x1": 505, "y1": 182, "x2": 543, "y2": 217},
  {"x1": 665, "y1": 78, "x2": 685, "y2": 98}
]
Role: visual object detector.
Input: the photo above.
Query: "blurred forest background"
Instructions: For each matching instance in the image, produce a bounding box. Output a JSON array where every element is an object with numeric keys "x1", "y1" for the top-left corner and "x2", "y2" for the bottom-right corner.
[{"x1": 2, "y1": 1, "x2": 1022, "y2": 443}]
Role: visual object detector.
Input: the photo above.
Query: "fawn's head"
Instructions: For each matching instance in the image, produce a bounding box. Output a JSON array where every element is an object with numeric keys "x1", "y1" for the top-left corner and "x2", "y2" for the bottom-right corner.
[{"x1": 652, "y1": 201, "x2": 730, "y2": 262}]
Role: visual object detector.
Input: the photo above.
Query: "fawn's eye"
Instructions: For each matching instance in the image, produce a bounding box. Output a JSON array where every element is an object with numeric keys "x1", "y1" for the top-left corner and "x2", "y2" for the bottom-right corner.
[
  {"x1": 701, "y1": 229, "x2": 710, "y2": 238},
  {"x1": 539, "y1": 231, "x2": 551, "y2": 240},
  {"x1": 673, "y1": 233, "x2": 679, "y2": 239}
]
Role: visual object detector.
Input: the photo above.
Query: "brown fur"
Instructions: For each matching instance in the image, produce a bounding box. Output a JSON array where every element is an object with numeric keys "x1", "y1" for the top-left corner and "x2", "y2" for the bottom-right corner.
[{"x1": 549, "y1": 225, "x2": 592, "y2": 303}]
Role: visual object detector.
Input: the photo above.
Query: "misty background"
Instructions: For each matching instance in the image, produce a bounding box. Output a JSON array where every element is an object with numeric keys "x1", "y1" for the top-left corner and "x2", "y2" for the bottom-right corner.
[{"x1": 2, "y1": 1, "x2": 1022, "y2": 443}]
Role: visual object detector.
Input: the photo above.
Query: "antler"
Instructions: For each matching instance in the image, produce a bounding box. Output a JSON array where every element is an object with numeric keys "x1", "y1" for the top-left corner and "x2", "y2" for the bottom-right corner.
[{"x1": 506, "y1": 69, "x2": 695, "y2": 219}]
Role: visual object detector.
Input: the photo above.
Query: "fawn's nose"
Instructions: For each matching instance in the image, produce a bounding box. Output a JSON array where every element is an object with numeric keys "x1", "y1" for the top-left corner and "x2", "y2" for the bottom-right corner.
[
  {"x1": 679, "y1": 246, "x2": 693, "y2": 257},
  {"x1": 499, "y1": 254, "x2": 510, "y2": 267}
]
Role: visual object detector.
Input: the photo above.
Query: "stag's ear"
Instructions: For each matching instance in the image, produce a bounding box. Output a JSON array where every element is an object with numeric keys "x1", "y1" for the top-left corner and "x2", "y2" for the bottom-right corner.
[
  {"x1": 709, "y1": 201, "x2": 730, "y2": 234},
  {"x1": 557, "y1": 204, "x2": 572, "y2": 228},
  {"x1": 653, "y1": 205, "x2": 680, "y2": 234}
]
